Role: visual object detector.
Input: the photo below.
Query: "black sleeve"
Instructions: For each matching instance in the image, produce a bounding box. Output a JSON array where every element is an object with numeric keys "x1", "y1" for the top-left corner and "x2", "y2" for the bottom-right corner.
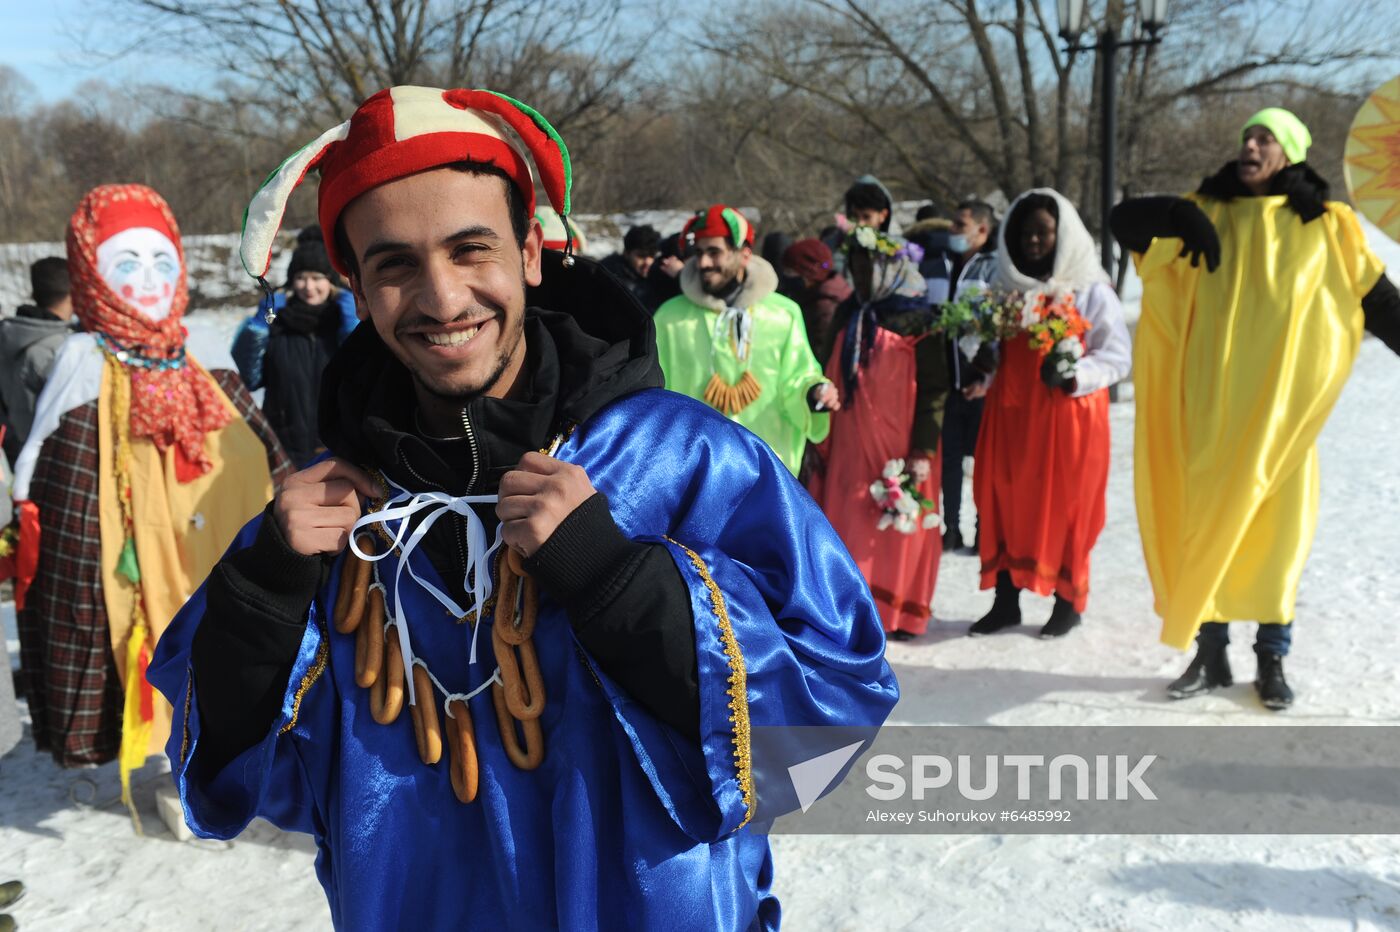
[
  {"x1": 910, "y1": 333, "x2": 951, "y2": 454},
  {"x1": 190, "y1": 503, "x2": 331, "y2": 776},
  {"x1": 1109, "y1": 196, "x2": 1184, "y2": 255},
  {"x1": 1362, "y1": 273, "x2": 1400, "y2": 357},
  {"x1": 525, "y1": 492, "x2": 700, "y2": 740}
]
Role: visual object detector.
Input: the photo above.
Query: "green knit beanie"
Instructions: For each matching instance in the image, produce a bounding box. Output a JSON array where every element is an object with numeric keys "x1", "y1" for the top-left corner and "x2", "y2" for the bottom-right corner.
[{"x1": 1241, "y1": 108, "x2": 1312, "y2": 164}]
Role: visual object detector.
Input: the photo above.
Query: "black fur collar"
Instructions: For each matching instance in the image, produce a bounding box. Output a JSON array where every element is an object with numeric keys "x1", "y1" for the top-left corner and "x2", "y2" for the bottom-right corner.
[{"x1": 1196, "y1": 161, "x2": 1330, "y2": 223}]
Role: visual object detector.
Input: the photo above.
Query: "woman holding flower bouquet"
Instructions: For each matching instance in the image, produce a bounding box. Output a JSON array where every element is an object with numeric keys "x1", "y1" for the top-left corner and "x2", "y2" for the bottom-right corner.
[
  {"x1": 969, "y1": 190, "x2": 1131, "y2": 638},
  {"x1": 808, "y1": 226, "x2": 951, "y2": 641}
]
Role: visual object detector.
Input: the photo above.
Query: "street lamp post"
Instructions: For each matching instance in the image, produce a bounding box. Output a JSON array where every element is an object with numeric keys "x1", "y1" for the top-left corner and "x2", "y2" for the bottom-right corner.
[{"x1": 1059, "y1": 0, "x2": 1168, "y2": 278}]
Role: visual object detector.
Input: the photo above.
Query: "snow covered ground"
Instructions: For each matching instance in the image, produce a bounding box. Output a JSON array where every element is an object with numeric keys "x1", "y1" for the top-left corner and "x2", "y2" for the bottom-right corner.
[{"x1": 3, "y1": 224, "x2": 1400, "y2": 930}]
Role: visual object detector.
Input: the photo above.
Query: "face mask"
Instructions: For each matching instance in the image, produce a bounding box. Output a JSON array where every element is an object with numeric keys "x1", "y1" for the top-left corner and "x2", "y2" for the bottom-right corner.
[
  {"x1": 96, "y1": 227, "x2": 181, "y2": 321},
  {"x1": 947, "y1": 233, "x2": 971, "y2": 254}
]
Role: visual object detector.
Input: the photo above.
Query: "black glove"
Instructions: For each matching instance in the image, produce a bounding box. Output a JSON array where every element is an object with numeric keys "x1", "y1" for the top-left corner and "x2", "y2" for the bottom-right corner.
[
  {"x1": 1169, "y1": 200, "x2": 1221, "y2": 272},
  {"x1": 1040, "y1": 353, "x2": 1077, "y2": 394}
]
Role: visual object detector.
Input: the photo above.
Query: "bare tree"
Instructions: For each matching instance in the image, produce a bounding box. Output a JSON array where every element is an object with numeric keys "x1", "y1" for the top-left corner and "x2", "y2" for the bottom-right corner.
[
  {"x1": 694, "y1": 0, "x2": 1400, "y2": 235},
  {"x1": 107, "y1": 0, "x2": 644, "y2": 137}
]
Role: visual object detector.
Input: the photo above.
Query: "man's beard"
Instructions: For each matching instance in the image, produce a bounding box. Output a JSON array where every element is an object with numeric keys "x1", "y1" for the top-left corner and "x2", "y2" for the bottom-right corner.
[
  {"x1": 398, "y1": 302, "x2": 526, "y2": 404},
  {"x1": 411, "y1": 340, "x2": 518, "y2": 404},
  {"x1": 700, "y1": 266, "x2": 740, "y2": 296}
]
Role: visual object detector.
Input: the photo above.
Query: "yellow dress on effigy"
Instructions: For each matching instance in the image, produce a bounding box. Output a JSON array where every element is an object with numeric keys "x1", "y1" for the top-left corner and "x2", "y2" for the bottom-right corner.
[{"x1": 1134, "y1": 194, "x2": 1384, "y2": 649}]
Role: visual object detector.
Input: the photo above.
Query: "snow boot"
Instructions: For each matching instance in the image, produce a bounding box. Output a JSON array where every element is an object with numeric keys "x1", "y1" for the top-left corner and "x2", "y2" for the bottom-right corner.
[
  {"x1": 969, "y1": 572, "x2": 1021, "y2": 636},
  {"x1": 0, "y1": 913, "x2": 17, "y2": 932},
  {"x1": 0, "y1": 883, "x2": 20, "y2": 910},
  {"x1": 1166, "y1": 642, "x2": 1233, "y2": 699},
  {"x1": 1255, "y1": 652, "x2": 1294, "y2": 711},
  {"x1": 1039, "y1": 597, "x2": 1082, "y2": 639}
]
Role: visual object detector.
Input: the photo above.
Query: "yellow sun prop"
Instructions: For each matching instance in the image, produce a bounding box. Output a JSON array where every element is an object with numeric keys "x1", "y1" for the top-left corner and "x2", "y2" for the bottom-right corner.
[{"x1": 1346, "y1": 74, "x2": 1400, "y2": 241}]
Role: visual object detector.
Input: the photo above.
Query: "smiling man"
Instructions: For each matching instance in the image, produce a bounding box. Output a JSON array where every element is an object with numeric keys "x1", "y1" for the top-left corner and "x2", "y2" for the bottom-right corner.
[
  {"x1": 653, "y1": 204, "x2": 838, "y2": 475},
  {"x1": 1110, "y1": 107, "x2": 1400, "y2": 710},
  {"x1": 148, "y1": 87, "x2": 897, "y2": 930}
]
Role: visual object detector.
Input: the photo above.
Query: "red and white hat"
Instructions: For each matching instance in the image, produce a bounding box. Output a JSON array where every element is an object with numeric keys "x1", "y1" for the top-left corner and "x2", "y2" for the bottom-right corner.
[
  {"x1": 681, "y1": 204, "x2": 755, "y2": 252},
  {"x1": 240, "y1": 86, "x2": 574, "y2": 282}
]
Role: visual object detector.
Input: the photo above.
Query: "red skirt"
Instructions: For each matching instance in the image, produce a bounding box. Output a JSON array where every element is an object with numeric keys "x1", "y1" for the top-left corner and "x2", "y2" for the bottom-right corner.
[
  {"x1": 809, "y1": 327, "x2": 942, "y2": 635},
  {"x1": 973, "y1": 339, "x2": 1109, "y2": 611}
]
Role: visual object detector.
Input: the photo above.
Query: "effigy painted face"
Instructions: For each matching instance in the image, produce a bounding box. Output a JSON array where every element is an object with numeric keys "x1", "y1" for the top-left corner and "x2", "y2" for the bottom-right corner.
[{"x1": 96, "y1": 226, "x2": 181, "y2": 321}]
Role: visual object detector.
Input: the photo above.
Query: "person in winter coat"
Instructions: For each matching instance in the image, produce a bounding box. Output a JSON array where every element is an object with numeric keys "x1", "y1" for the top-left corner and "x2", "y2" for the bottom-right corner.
[
  {"x1": 969, "y1": 189, "x2": 1131, "y2": 639},
  {"x1": 654, "y1": 204, "x2": 838, "y2": 475},
  {"x1": 231, "y1": 227, "x2": 358, "y2": 466},
  {"x1": 1111, "y1": 107, "x2": 1400, "y2": 710},
  {"x1": 0, "y1": 258, "x2": 75, "y2": 463},
  {"x1": 914, "y1": 200, "x2": 1000, "y2": 552},
  {"x1": 761, "y1": 230, "x2": 803, "y2": 300},
  {"x1": 781, "y1": 238, "x2": 852, "y2": 365},
  {"x1": 147, "y1": 85, "x2": 896, "y2": 930},
  {"x1": 903, "y1": 204, "x2": 950, "y2": 268},
  {"x1": 807, "y1": 226, "x2": 951, "y2": 640},
  {"x1": 599, "y1": 224, "x2": 662, "y2": 311},
  {"x1": 646, "y1": 231, "x2": 685, "y2": 308}
]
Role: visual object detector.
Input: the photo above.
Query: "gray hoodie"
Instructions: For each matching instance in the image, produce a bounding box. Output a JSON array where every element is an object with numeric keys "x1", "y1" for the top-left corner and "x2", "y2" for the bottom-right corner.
[{"x1": 0, "y1": 306, "x2": 73, "y2": 461}]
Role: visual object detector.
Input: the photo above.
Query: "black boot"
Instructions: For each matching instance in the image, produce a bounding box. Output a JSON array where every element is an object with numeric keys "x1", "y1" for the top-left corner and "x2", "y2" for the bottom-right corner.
[
  {"x1": 1039, "y1": 597, "x2": 1082, "y2": 639},
  {"x1": 1255, "y1": 652, "x2": 1294, "y2": 710},
  {"x1": 969, "y1": 572, "x2": 1021, "y2": 636},
  {"x1": 1166, "y1": 642, "x2": 1233, "y2": 699},
  {"x1": 943, "y1": 527, "x2": 964, "y2": 552}
]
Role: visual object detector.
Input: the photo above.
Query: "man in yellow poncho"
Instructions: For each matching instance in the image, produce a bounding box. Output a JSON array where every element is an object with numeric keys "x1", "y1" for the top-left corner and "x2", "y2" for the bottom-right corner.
[
  {"x1": 653, "y1": 204, "x2": 837, "y2": 475},
  {"x1": 1111, "y1": 108, "x2": 1400, "y2": 710}
]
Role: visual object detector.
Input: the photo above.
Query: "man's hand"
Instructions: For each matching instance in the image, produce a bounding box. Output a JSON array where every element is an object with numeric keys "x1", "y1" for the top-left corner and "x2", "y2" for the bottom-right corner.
[
  {"x1": 908, "y1": 455, "x2": 933, "y2": 485},
  {"x1": 809, "y1": 381, "x2": 842, "y2": 412},
  {"x1": 658, "y1": 256, "x2": 685, "y2": 278},
  {"x1": 272, "y1": 458, "x2": 381, "y2": 556},
  {"x1": 963, "y1": 381, "x2": 989, "y2": 400},
  {"x1": 497, "y1": 453, "x2": 597, "y2": 558}
]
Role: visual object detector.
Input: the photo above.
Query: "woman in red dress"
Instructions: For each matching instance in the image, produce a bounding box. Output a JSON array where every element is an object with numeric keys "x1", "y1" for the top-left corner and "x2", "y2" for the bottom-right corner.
[
  {"x1": 808, "y1": 231, "x2": 951, "y2": 641},
  {"x1": 969, "y1": 190, "x2": 1132, "y2": 638}
]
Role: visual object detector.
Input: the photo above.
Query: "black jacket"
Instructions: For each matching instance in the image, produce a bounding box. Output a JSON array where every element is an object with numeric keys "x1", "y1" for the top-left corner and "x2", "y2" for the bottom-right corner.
[
  {"x1": 599, "y1": 252, "x2": 660, "y2": 313},
  {"x1": 1109, "y1": 162, "x2": 1400, "y2": 356},
  {"x1": 262, "y1": 298, "x2": 343, "y2": 466},
  {"x1": 191, "y1": 253, "x2": 702, "y2": 774}
]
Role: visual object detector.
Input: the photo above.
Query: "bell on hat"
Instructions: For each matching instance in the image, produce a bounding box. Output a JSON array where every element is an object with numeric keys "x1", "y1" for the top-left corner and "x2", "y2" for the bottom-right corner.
[{"x1": 537, "y1": 206, "x2": 586, "y2": 258}]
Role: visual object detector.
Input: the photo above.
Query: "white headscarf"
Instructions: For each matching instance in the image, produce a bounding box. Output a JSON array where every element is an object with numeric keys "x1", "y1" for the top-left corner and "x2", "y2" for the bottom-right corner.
[{"x1": 993, "y1": 188, "x2": 1109, "y2": 297}]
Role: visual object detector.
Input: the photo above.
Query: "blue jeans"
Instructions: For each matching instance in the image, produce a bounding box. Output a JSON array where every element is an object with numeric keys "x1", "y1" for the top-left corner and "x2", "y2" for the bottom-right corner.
[{"x1": 1197, "y1": 621, "x2": 1293, "y2": 657}]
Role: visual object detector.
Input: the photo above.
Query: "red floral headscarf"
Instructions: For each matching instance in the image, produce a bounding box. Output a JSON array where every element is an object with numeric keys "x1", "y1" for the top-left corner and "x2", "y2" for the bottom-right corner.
[{"x1": 66, "y1": 184, "x2": 232, "y2": 477}]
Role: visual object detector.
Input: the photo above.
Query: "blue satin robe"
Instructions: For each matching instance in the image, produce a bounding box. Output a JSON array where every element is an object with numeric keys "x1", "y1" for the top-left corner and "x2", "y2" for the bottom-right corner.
[{"x1": 150, "y1": 388, "x2": 899, "y2": 930}]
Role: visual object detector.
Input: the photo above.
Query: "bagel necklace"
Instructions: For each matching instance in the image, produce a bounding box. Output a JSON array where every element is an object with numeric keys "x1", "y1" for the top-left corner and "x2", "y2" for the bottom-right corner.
[{"x1": 331, "y1": 433, "x2": 565, "y2": 803}]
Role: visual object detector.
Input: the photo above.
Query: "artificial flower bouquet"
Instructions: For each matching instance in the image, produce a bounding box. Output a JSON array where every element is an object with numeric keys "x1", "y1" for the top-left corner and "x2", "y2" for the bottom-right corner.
[
  {"x1": 868, "y1": 458, "x2": 941, "y2": 535},
  {"x1": 937, "y1": 287, "x2": 1090, "y2": 378},
  {"x1": 1022, "y1": 290, "x2": 1090, "y2": 381},
  {"x1": 834, "y1": 214, "x2": 925, "y2": 264}
]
